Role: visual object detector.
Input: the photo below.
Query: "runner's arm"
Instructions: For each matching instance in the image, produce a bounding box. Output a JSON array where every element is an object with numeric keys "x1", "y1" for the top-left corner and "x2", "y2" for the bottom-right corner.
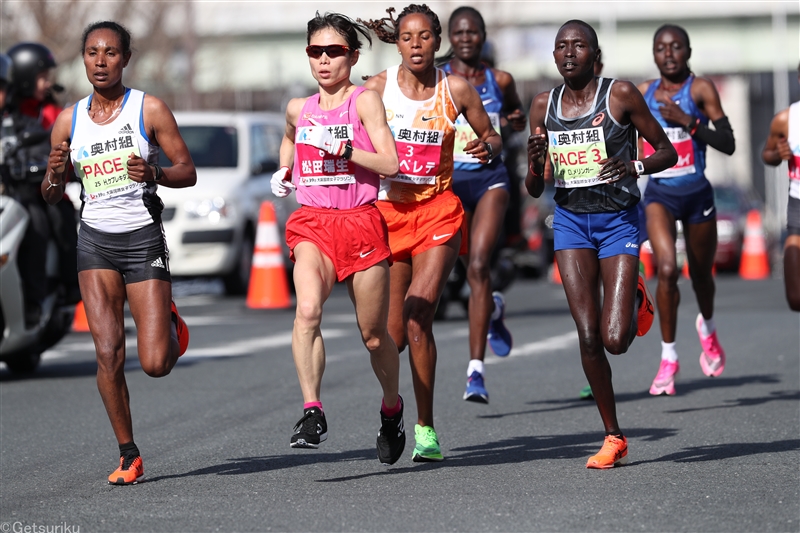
[
  {"x1": 355, "y1": 89, "x2": 399, "y2": 178},
  {"x1": 689, "y1": 77, "x2": 735, "y2": 155},
  {"x1": 279, "y1": 98, "x2": 305, "y2": 170},
  {"x1": 451, "y1": 75, "x2": 502, "y2": 163},
  {"x1": 41, "y1": 106, "x2": 74, "y2": 205},
  {"x1": 525, "y1": 92, "x2": 549, "y2": 198},
  {"x1": 762, "y1": 108, "x2": 791, "y2": 166},
  {"x1": 616, "y1": 81, "x2": 677, "y2": 176},
  {"x1": 495, "y1": 69, "x2": 526, "y2": 131},
  {"x1": 140, "y1": 95, "x2": 196, "y2": 188}
]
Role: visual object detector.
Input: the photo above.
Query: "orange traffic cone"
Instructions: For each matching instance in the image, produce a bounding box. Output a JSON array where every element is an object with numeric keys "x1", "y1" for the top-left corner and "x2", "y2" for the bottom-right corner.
[
  {"x1": 247, "y1": 201, "x2": 292, "y2": 309},
  {"x1": 640, "y1": 240, "x2": 655, "y2": 279},
  {"x1": 739, "y1": 209, "x2": 770, "y2": 280},
  {"x1": 551, "y1": 257, "x2": 562, "y2": 284},
  {"x1": 682, "y1": 259, "x2": 691, "y2": 279},
  {"x1": 72, "y1": 300, "x2": 89, "y2": 332}
]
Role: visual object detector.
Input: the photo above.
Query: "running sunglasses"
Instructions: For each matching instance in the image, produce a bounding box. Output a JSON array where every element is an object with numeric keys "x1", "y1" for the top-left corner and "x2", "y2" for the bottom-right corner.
[{"x1": 305, "y1": 45, "x2": 351, "y2": 59}]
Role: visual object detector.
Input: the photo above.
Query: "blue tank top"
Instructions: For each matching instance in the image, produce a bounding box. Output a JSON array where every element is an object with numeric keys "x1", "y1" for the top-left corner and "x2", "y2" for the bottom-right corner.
[
  {"x1": 442, "y1": 63, "x2": 504, "y2": 171},
  {"x1": 642, "y1": 75, "x2": 708, "y2": 188}
]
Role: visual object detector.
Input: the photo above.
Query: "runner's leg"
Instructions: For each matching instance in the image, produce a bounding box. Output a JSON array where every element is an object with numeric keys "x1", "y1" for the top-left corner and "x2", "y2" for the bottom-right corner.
[
  {"x1": 348, "y1": 260, "x2": 400, "y2": 407},
  {"x1": 465, "y1": 187, "x2": 509, "y2": 361},
  {"x1": 80, "y1": 269, "x2": 132, "y2": 445},
  {"x1": 291, "y1": 241, "x2": 337, "y2": 403},
  {"x1": 646, "y1": 202, "x2": 680, "y2": 343}
]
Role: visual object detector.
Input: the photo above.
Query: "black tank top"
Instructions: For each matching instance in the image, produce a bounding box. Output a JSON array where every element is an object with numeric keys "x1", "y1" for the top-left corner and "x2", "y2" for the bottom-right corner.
[{"x1": 546, "y1": 77, "x2": 638, "y2": 213}]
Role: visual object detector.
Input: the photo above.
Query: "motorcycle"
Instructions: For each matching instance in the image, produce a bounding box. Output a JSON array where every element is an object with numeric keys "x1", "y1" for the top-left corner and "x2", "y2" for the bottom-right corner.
[{"x1": 0, "y1": 116, "x2": 75, "y2": 374}]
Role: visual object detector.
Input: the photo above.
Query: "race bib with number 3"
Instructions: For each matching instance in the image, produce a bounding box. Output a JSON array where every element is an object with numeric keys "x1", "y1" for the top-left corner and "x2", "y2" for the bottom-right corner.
[{"x1": 549, "y1": 127, "x2": 607, "y2": 188}]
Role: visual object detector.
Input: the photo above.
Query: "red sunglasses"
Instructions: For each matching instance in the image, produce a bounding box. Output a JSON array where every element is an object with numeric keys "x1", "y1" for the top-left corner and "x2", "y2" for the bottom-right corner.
[{"x1": 305, "y1": 44, "x2": 351, "y2": 59}]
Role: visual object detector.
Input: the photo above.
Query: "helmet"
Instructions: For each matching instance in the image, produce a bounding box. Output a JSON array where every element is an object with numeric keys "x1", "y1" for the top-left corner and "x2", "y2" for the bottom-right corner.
[
  {"x1": 7, "y1": 42, "x2": 56, "y2": 98},
  {"x1": 0, "y1": 53, "x2": 11, "y2": 85}
]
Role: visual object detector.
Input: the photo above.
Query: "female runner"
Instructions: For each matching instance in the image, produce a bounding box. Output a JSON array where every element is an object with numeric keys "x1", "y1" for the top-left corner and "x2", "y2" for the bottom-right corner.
[
  {"x1": 42, "y1": 21, "x2": 195, "y2": 484},
  {"x1": 362, "y1": 4, "x2": 502, "y2": 461}
]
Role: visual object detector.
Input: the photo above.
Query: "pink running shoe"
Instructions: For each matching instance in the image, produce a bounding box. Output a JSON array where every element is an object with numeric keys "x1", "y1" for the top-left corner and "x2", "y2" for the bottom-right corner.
[
  {"x1": 696, "y1": 313, "x2": 725, "y2": 377},
  {"x1": 649, "y1": 359, "x2": 680, "y2": 396}
]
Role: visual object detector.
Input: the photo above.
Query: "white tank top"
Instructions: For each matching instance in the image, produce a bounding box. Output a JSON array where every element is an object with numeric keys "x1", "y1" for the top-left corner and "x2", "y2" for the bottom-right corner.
[
  {"x1": 70, "y1": 88, "x2": 161, "y2": 233},
  {"x1": 787, "y1": 101, "x2": 800, "y2": 200}
]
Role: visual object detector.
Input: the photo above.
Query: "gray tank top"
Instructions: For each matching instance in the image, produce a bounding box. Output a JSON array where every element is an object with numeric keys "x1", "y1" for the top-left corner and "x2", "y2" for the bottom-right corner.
[{"x1": 546, "y1": 77, "x2": 638, "y2": 213}]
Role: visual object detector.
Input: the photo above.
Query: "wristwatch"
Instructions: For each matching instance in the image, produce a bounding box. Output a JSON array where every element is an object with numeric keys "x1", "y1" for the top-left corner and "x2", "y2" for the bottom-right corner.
[
  {"x1": 632, "y1": 160, "x2": 645, "y2": 176},
  {"x1": 483, "y1": 141, "x2": 494, "y2": 161}
]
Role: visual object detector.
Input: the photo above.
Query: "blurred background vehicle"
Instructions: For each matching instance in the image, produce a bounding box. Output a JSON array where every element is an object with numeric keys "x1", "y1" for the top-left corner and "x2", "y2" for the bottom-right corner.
[{"x1": 157, "y1": 111, "x2": 299, "y2": 295}]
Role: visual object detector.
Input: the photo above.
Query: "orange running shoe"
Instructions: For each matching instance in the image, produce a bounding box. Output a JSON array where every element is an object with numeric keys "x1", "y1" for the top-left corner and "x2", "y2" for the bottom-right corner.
[
  {"x1": 108, "y1": 456, "x2": 144, "y2": 485},
  {"x1": 171, "y1": 301, "x2": 189, "y2": 356},
  {"x1": 586, "y1": 435, "x2": 628, "y2": 469},
  {"x1": 636, "y1": 271, "x2": 654, "y2": 337}
]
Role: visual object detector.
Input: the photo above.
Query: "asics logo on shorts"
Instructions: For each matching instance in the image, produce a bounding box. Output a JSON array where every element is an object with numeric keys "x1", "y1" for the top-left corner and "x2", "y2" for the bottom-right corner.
[
  {"x1": 150, "y1": 257, "x2": 166, "y2": 269},
  {"x1": 360, "y1": 249, "x2": 376, "y2": 258},
  {"x1": 432, "y1": 233, "x2": 452, "y2": 241},
  {"x1": 703, "y1": 206, "x2": 715, "y2": 217},
  {"x1": 625, "y1": 242, "x2": 639, "y2": 249}
]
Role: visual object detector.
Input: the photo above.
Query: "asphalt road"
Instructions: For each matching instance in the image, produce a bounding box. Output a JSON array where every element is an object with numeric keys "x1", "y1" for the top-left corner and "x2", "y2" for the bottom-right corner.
[{"x1": 1, "y1": 275, "x2": 798, "y2": 532}]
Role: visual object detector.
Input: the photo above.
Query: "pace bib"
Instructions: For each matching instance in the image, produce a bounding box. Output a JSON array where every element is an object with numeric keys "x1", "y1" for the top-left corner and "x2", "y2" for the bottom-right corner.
[
  {"x1": 74, "y1": 133, "x2": 144, "y2": 202},
  {"x1": 453, "y1": 112, "x2": 500, "y2": 164},
  {"x1": 549, "y1": 127, "x2": 608, "y2": 188}
]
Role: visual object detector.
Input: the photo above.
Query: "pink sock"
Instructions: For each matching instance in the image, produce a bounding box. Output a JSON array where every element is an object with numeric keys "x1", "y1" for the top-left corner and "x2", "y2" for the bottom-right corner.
[
  {"x1": 381, "y1": 396, "x2": 401, "y2": 417},
  {"x1": 304, "y1": 401, "x2": 323, "y2": 412}
]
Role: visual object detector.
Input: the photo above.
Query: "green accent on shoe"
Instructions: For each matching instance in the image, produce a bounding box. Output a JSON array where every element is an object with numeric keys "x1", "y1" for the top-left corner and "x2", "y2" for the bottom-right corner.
[
  {"x1": 412, "y1": 424, "x2": 443, "y2": 462},
  {"x1": 639, "y1": 260, "x2": 646, "y2": 276},
  {"x1": 579, "y1": 384, "x2": 594, "y2": 400}
]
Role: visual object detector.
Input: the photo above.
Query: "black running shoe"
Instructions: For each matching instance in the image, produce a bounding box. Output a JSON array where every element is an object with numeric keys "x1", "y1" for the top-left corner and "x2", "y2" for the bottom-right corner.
[
  {"x1": 290, "y1": 407, "x2": 328, "y2": 448},
  {"x1": 376, "y1": 396, "x2": 406, "y2": 465}
]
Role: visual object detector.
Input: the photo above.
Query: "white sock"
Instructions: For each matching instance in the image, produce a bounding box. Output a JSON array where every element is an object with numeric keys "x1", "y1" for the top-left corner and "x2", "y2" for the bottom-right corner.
[
  {"x1": 661, "y1": 341, "x2": 678, "y2": 363},
  {"x1": 467, "y1": 359, "x2": 485, "y2": 377},
  {"x1": 699, "y1": 316, "x2": 716, "y2": 337},
  {"x1": 490, "y1": 301, "x2": 502, "y2": 321}
]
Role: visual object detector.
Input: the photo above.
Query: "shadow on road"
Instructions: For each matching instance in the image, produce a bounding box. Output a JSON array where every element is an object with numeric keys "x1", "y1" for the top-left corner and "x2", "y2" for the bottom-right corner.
[
  {"x1": 475, "y1": 374, "x2": 785, "y2": 419},
  {"x1": 634, "y1": 439, "x2": 800, "y2": 464}
]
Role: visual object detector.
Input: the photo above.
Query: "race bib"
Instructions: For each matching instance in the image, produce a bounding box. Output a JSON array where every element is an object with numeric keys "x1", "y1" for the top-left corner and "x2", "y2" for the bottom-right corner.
[
  {"x1": 549, "y1": 127, "x2": 607, "y2": 188},
  {"x1": 74, "y1": 134, "x2": 144, "y2": 202},
  {"x1": 789, "y1": 153, "x2": 800, "y2": 181},
  {"x1": 453, "y1": 112, "x2": 500, "y2": 163},
  {"x1": 296, "y1": 124, "x2": 356, "y2": 186},
  {"x1": 642, "y1": 127, "x2": 695, "y2": 178},
  {"x1": 388, "y1": 127, "x2": 443, "y2": 185}
]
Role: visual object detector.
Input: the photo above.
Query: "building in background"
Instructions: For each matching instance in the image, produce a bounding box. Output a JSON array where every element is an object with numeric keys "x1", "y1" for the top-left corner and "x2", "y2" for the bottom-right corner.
[{"x1": 2, "y1": 0, "x2": 798, "y2": 226}]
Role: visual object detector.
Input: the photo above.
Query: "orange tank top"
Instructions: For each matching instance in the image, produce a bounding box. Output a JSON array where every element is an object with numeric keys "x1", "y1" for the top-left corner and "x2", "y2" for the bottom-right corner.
[{"x1": 379, "y1": 65, "x2": 458, "y2": 204}]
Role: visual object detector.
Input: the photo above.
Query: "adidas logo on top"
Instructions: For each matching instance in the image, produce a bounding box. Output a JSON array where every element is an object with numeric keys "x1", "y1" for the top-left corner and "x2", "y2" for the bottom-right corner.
[
  {"x1": 150, "y1": 257, "x2": 165, "y2": 269},
  {"x1": 118, "y1": 123, "x2": 134, "y2": 134}
]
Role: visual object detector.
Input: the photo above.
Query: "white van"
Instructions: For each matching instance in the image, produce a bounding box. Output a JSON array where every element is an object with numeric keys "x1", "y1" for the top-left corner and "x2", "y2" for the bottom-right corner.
[{"x1": 157, "y1": 111, "x2": 298, "y2": 294}]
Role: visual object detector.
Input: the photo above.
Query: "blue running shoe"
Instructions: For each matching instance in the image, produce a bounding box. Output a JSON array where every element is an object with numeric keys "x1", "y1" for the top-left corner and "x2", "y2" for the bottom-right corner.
[
  {"x1": 487, "y1": 291, "x2": 512, "y2": 357},
  {"x1": 463, "y1": 371, "x2": 489, "y2": 404}
]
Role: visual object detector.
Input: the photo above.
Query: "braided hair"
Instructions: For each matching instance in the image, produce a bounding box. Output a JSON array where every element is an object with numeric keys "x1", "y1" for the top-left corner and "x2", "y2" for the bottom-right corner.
[{"x1": 359, "y1": 4, "x2": 442, "y2": 44}]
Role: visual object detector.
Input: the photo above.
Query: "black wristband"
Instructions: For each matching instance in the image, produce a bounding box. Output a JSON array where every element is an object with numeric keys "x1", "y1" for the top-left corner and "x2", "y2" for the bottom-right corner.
[
  {"x1": 342, "y1": 140, "x2": 353, "y2": 160},
  {"x1": 150, "y1": 164, "x2": 164, "y2": 181}
]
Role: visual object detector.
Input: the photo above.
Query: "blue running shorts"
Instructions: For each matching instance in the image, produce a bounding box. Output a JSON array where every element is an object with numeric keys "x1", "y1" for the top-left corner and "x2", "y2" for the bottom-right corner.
[
  {"x1": 553, "y1": 204, "x2": 640, "y2": 259},
  {"x1": 452, "y1": 159, "x2": 511, "y2": 213},
  {"x1": 643, "y1": 177, "x2": 716, "y2": 225}
]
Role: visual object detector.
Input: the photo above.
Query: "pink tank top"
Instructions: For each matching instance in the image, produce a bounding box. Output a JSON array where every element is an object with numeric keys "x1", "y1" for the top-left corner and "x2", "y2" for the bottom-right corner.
[{"x1": 293, "y1": 86, "x2": 378, "y2": 209}]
